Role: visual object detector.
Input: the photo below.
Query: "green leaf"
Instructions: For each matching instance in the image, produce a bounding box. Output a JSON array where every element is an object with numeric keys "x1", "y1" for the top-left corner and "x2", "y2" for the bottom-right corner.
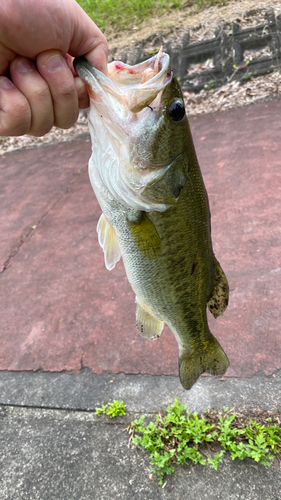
[
  {"x1": 95, "y1": 400, "x2": 126, "y2": 418},
  {"x1": 128, "y1": 399, "x2": 281, "y2": 486},
  {"x1": 208, "y1": 451, "x2": 225, "y2": 470}
]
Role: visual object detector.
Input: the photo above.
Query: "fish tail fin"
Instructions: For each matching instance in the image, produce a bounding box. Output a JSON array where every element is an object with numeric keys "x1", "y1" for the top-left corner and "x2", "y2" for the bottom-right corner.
[{"x1": 179, "y1": 335, "x2": 229, "y2": 390}]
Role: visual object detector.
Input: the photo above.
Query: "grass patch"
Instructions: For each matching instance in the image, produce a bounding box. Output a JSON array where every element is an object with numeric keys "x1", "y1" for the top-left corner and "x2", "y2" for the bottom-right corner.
[
  {"x1": 76, "y1": 0, "x2": 230, "y2": 34},
  {"x1": 128, "y1": 398, "x2": 281, "y2": 486}
]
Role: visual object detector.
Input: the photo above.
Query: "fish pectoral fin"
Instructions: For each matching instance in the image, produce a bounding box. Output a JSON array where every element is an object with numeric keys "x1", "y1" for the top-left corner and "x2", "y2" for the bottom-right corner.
[
  {"x1": 127, "y1": 212, "x2": 161, "y2": 259},
  {"x1": 179, "y1": 335, "x2": 229, "y2": 390},
  {"x1": 97, "y1": 213, "x2": 122, "y2": 270},
  {"x1": 207, "y1": 258, "x2": 229, "y2": 319},
  {"x1": 136, "y1": 299, "x2": 164, "y2": 340}
]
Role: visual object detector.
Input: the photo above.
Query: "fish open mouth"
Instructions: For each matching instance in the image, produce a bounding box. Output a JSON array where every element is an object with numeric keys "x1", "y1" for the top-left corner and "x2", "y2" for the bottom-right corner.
[
  {"x1": 73, "y1": 52, "x2": 181, "y2": 213},
  {"x1": 74, "y1": 50, "x2": 172, "y2": 114}
]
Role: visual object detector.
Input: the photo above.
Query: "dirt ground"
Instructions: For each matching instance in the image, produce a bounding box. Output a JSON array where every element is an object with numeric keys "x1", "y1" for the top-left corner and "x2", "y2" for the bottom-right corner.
[
  {"x1": 1, "y1": 0, "x2": 281, "y2": 155},
  {"x1": 107, "y1": 0, "x2": 281, "y2": 55}
]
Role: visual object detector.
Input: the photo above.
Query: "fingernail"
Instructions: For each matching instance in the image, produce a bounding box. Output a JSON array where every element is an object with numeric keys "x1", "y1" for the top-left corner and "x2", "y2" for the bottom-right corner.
[
  {"x1": 43, "y1": 54, "x2": 64, "y2": 72},
  {"x1": 0, "y1": 77, "x2": 14, "y2": 89},
  {"x1": 16, "y1": 58, "x2": 34, "y2": 73}
]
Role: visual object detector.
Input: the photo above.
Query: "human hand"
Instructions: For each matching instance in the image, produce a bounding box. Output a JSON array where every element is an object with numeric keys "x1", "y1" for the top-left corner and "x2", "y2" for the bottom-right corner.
[{"x1": 0, "y1": 0, "x2": 108, "y2": 137}]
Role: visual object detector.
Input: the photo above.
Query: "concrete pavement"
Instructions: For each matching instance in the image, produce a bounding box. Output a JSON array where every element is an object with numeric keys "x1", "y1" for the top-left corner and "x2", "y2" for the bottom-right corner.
[{"x1": 0, "y1": 371, "x2": 280, "y2": 500}]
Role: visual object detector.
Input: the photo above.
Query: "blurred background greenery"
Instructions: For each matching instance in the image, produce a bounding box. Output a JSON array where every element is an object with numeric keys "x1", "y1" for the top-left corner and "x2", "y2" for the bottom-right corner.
[{"x1": 76, "y1": 0, "x2": 228, "y2": 35}]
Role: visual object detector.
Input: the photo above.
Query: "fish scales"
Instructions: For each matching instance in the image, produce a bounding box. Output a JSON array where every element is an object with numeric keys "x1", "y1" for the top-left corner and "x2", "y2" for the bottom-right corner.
[
  {"x1": 123, "y1": 127, "x2": 213, "y2": 346},
  {"x1": 74, "y1": 52, "x2": 229, "y2": 390}
]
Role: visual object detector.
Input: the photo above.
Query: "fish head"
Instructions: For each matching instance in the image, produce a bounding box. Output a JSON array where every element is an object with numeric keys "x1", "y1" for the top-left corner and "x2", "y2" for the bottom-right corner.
[{"x1": 74, "y1": 52, "x2": 188, "y2": 211}]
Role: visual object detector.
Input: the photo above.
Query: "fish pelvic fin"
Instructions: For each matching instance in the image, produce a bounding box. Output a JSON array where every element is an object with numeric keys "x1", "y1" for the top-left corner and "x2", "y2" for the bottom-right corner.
[
  {"x1": 136, "y1": 298, "x2": 164, "y2": 339},
  {"x1": 97, "y1": 213, "x2": 122, "y2": 270},
  {"x1": 207, "y1": 258, "x2": 229, "y2": 319},
  {"x1": 179, "y1": 335, "x2": 229, "y2": 390},
  {"x1": 127, "y1": 211, "x2": 161, "y2": 259}
]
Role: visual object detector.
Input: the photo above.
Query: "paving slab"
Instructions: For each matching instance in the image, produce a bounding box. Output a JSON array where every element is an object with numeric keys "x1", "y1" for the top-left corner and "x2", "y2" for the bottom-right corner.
[
  {"x1": 0, "y1": 100, "x2": 281, "y2": 379},
  {"x1": 1, "y1": 403, "x2": 280, "y2": 500},
  {"x1": 0, "y1": 371, "x2": 280, "y2": 500},
  {"x1": 0, "y1": 371, "x2": 280, "y2": 413}
]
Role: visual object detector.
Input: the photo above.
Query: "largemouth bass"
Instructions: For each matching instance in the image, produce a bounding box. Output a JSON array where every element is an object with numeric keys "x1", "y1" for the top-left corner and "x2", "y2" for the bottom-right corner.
[{"x1": 74, "y1": 52, "x2": 229, "y2": 390}]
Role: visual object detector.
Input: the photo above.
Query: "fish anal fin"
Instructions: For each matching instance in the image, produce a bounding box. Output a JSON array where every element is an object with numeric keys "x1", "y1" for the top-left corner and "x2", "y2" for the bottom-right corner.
[
  {"x1": 179, "y1": 336, "x2": 229, "y2": 390},
  {"x1": 97, "y1": 213, "x2": 122, "y2": 270},
  {"x1": 207, "y1": 258, "x2": 229, "y2": 319},
  {"x1": 136, "y1": 299, "x2": 164, "y2": 340},
  {"x1": 128, "y1": 212, "x2": 161, "y2": 259}
]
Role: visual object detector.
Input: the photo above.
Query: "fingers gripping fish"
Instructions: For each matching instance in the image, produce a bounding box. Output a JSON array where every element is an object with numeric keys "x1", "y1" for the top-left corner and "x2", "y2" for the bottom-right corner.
[{"x1": 74, "y1": 52, "x2": 229, "y2": 390}]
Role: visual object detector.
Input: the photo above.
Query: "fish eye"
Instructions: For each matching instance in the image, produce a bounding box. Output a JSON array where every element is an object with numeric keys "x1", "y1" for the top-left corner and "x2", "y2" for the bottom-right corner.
[{"x1": 168, "y1": 99, "x2": 185, "y2": 122}]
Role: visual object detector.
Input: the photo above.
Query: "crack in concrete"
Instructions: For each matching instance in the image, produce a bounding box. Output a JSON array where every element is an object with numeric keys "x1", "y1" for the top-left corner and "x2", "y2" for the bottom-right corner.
[
  {"x1": 1, "y1": 403, "x2": 280, "y2": 425},
  {"x1": 1, "y1": 367, "x2": 280, "y2": 378},
  {"x1": 0, "y1": 228, "x2": 33, "y2": 275},
  {"x1": 0, "y1": 169, "x2": 84, "y2": 275},
  {"x1": 0, "y1": 403, "x2": 146, "y2": 425}
]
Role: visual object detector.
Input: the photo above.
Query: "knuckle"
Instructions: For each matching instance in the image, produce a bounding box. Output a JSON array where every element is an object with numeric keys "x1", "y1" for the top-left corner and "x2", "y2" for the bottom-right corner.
[
  {"x1": 32, "y1": 84, "x2": 50, "y2": 104},
  {"x1": 0, "y1": 114, "x2": 29, "y2": 136},
  {"x1": 0, "y1": 102, "x2": 30, "y2": 136},
  {"x1": 58, "y1": 81, "x2": 76, "y2": 100},
  {"x1": 30, "y1": 122, "x2": 53, "y2": 137},
  {"x1": 13, "y1": 98, "x2": 30, "y2": 118},
  {"x1": 55, "y1": 107, "x2": 79, "y2": 130}
]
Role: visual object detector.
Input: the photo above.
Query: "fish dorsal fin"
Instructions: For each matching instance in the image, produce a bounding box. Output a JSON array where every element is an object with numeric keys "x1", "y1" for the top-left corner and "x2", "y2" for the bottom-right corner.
[
  {"x1": 97, "y1": 214, "x2": 122, "y2": 270},
  {"x1": 207, "y1": 258, "x2": 229, "y2": 319},
  {"x1": 135, "y1": 298, "x2": 164, "y2": 339}
]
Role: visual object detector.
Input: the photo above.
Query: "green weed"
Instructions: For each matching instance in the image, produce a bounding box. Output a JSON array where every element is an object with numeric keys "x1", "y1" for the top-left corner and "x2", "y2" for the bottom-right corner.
[
  {"x1": 130, "y1": 398, "x2": 281, "y2": 486},
  {"x1": 95, "y1": 400, "x2": 127, "y2": 418},
  {"x1": 204, "y1": 79, "x2": 216, "y2": 90},
  {"x1": 242, "y1": 72, "x2": 253, "y2": 81}
]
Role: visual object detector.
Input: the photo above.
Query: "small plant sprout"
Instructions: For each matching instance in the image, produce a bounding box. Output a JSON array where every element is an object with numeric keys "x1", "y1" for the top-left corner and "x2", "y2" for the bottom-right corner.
[
  {"x1": 204, "y1": 79, "x2": 216, "y2": 90},
  {"x1": 95, "y1": 400, "x2": 127, "y2": 418},
  {"x1": 129, "y1": 399, "x2": 281, "y2": 486},
  {"x1": 242, "y1": 71, "x2": 253, "y2": 81}
]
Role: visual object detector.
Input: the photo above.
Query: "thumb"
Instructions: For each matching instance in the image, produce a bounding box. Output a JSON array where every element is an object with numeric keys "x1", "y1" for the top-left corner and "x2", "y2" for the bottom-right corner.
[{"x1": 68, "y1": 2, "x2": 108, "y2": 74}]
